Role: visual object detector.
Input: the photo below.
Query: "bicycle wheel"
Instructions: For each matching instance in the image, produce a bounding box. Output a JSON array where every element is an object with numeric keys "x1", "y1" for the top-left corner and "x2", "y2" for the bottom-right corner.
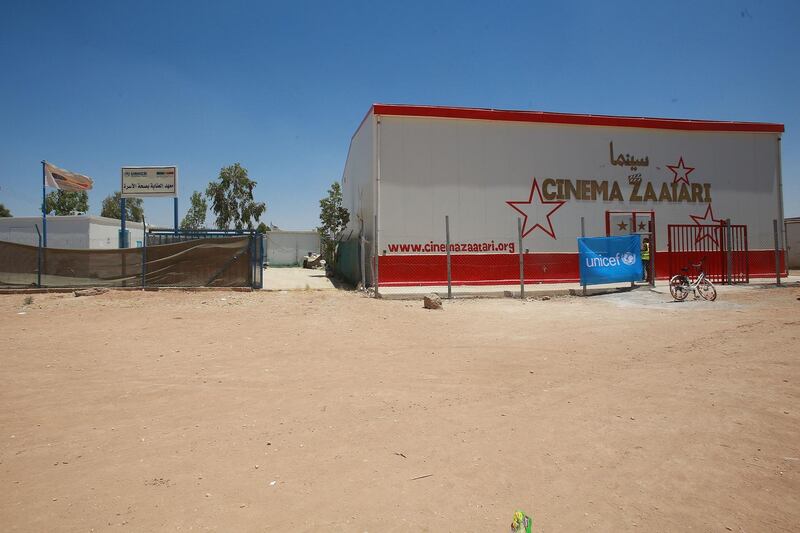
[
  {"x1": 669, "y1": 275, "x2": 690, "y2": 301},
  {"x1": 697, "y1": 279, "x2": 717, "y2": 301}
]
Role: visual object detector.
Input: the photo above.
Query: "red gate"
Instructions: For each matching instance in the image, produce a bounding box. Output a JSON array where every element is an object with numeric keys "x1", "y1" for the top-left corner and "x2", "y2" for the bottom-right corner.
[{"x1": 667, "y1": 224, "x2": 749, "y2": 284}]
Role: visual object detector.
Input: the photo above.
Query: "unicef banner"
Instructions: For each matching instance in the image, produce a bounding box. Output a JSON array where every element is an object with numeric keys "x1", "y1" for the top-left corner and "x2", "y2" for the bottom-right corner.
[{"x1": 578, "y1": 235, "x2": 642, "y2": 285}]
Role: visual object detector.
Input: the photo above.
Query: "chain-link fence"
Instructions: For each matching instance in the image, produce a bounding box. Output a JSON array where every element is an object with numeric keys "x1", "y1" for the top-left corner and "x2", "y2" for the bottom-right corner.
[
  {"x1": 371, "y1": 214, "x2": 787, "y2": 298},
  {"x1": 374, "y1": 215, "x2": 584, "y2": 298},
  {"x1": 334, "y1": 232, "x2": 374, "y2": 288}
]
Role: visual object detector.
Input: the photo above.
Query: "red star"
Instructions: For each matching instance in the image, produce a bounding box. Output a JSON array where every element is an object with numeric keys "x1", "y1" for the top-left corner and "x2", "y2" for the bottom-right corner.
[
  {"x1": 690, "y1": 204, "x2": 724, "y2": 246},
  {"x1": 506, "y1": 178, "x2": 566, "y2": 239},
  {"x1": 667, "y1": 157, "x2": 695, "y2": 185}
]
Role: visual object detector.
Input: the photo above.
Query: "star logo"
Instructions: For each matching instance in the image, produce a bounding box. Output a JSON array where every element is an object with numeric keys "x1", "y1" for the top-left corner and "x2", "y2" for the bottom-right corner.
[
  {"x1": 506, "y1": 178, "x2": 566, "y2": 239},
  {"x1": 617, "y1": 221, "x2": 628, "y2": 231},
  {"x1": 638, "y1": 221, "x2": 647, "y2": 231},
  {"x1": 667, "y1": 157, "x2": 695, "y2": 185},
  {"x1": 690, "y1": 204, "x2": 723, "y2": 245}
]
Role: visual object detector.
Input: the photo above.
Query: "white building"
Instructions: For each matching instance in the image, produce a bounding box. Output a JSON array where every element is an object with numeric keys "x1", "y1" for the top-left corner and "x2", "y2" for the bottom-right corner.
[
  {"x1": 340, "y1": 104, "x2": 786, "y2": 286},
  {"x1": 0, "y1": 215, "x2": 145, "y2": 249},
  {"x1": 786, "y1": 217, "x2": 800, "y2": 269},
  {"x1": 263, "y1": 230, "x2": 320, "y2": 266}
]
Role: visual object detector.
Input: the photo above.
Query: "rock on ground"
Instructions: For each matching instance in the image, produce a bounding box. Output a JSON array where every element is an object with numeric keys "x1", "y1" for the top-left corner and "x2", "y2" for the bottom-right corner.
[
  {"x1": 74, "y1": 288, "x2": 108, "y2": 297},
  {"x1": 423, "y1": 293, "x2": 443, "y2": 310}
]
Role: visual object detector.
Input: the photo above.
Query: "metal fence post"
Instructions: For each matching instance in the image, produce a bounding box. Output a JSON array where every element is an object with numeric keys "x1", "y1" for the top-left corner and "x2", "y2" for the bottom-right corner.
[
  {"x1": 580, "y1": 217, "x2": 586, "y2": 296},
  {"x1": 260, "y1": 234, "x2": 265, "y2": 288},
  {"x1": 445, "y1": 215, "x2": 452, "y2": 299},
  {"x1": 630, "y1": 215, "x2": 635, "y2": 288},
  {"x1": 374, "y1": 214, "x2": 380, "y2": 297},
  {"x1": 518, "y1": 218, "x2": 524, "y2": 299},
  {"x1": 34, "y1": 224, "x2": 42, "y2": 288},
  {"x1": 725, "y1": 219, "x2": 733, "y2": 285},
  {"x1": 648, "y1": 219, "x2": 655, "y2": 287},
  {"x1": 774, "y1": 219, "x2": 781, "y2": 286},
  {"x1": 142, "y1": 217, "x2": 147, "y2": 288},
  {"x1": 360, "y1": 233, "x2": 366, "y2": 289}
]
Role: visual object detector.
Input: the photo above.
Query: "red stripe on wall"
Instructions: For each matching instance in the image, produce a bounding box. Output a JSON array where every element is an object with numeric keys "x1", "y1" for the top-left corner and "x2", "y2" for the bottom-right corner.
[
  {"x1": 377, "y1": 251, "x2": 787, "y2": 286},
  {"x1": 372, "y1": 104, "x2": 785, "y2": 134}
]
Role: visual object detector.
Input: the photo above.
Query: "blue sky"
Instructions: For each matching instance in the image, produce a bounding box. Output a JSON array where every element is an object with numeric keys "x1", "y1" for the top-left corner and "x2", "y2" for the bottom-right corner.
[{"x1": 1, "y1": 0, "x2": 798, "y2": 228}]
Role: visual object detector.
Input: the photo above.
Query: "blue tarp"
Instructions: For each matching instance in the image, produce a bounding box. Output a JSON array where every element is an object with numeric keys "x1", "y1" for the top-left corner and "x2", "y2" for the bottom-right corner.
[{"x1": 578, "y1": 235, "x2": 642, "y2": 285}]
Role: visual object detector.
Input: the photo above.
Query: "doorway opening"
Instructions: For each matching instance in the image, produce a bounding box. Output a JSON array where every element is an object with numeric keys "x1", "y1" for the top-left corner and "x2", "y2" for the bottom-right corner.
[{"x1": 605, "y1": 210, "x2": 655, "y2": 286}]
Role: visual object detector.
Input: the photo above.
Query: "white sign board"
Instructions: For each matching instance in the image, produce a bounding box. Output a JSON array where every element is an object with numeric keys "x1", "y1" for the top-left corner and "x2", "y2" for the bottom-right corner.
[{"x1": 121, "y1": 166, "x2": 178, "y2": 198}]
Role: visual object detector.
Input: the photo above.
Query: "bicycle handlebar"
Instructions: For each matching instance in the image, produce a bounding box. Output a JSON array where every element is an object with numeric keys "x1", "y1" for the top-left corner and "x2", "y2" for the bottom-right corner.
[
  {"x1": 691, "y1": 256, "x2": 707, "y2": 269},
  {"x1": 680, "y1": 256, "x2": 706, "y2": 273}
]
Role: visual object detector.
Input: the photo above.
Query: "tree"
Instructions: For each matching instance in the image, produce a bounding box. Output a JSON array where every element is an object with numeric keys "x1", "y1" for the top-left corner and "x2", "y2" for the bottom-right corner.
[
  {"x1": 45, "y1": 190, "x2": 89, "y2": 215},
  {"x1": 180, "y1": 191, "x2": 207, "y2": 230},
  {"x1": 100, "y1": 192, "x2": 144, "y2": 222},
  {"x1": 256, "y1": 222, "x2": 269, "y2": 233},
  {"x1": 0, "y1": 203, "x2": 10, "y2": 217},
  {"x1": 317, "y1": 181, "x2": 350, "y2": 264},
  {"x1": 205, "y1": 163, "x2": 266, "y2": 230}
]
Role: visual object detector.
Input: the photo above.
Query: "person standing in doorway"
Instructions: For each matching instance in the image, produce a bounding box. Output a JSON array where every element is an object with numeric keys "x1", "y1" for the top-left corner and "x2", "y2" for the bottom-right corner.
[{"x1": 641, "y1": 237, "x2": 651, "y2": 282}]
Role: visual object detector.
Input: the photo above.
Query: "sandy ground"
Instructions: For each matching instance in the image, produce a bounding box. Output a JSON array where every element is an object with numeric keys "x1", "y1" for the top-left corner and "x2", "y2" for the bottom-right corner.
[
  {"x1": 1, "y1": 285, "x2": 799, "y2": 532},
  {"x1": 263, "y1": 267, "x2": 335, "y2": 291},
  {"x1": 378, "y1": 275, "x2": 800, "y2": 299}
]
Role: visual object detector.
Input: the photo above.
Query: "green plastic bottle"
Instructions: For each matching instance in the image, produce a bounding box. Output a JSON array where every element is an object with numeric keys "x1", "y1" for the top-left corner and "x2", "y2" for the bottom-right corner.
[{"x1": 511, "y1": 510, "x2": 532, "y2": 533}]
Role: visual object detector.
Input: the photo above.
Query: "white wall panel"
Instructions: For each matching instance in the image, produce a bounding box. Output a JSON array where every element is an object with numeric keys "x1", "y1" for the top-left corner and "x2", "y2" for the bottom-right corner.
[
  {"x1": 264, "y1": 231, "x2": 321, "y2": 266},
  {"x1": 342, "y1": 113, "x2": 375, "y2": 242},
  {"x1": 377, "y1": 116, "x2": 781, "y2": 253}
]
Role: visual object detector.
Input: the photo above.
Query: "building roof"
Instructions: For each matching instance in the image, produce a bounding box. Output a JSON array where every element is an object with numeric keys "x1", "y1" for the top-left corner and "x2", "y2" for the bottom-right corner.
[
  {"x1": 370, "y1": 104, "x2": 784, "y2": 134},
  {"x1": 0, "y1": 214, "x2": 145, "y2": 228}
]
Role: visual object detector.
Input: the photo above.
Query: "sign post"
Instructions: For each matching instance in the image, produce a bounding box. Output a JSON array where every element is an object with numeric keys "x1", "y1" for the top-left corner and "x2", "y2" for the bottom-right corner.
[
  {"x1": 121, "y1": 165, "x2": 178, "y2": 244},
  {"x1": 580, "y1": 217, "x2": 586, "y2": 296},
  {"x1": 142, "y1": 214, "x2": 147, "y2": 288},
  {"x1": 119, "y1": 197, "x2": 127, "y2": 248},
  {"x1": 174, "y1": 197, "x2": 179, "y2": 234},
  {"x1": 121, "y1": 166, "x2": 178, "y2": 198}
]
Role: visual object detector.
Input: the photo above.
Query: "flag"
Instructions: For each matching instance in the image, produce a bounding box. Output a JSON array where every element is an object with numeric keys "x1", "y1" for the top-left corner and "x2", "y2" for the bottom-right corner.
[
  {"x1": 44, "y1": 162, "x2": 93, "y2": 191},
  {"x1": 577, "y1": 234, "x2": 643, "y2": 286}
]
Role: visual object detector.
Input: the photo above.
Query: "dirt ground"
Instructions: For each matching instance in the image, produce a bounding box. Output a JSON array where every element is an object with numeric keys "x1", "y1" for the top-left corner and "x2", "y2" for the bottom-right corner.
[
  {"x1": 262, "y1": 267, "x2": 335, "y2": 291},
  {"x1": 1, "y1": 285, "x2": 799, "y2": 532}
]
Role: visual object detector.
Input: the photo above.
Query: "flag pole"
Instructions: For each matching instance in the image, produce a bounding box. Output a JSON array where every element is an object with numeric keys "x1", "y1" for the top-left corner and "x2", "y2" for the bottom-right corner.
[{"x1": 41, "y1": 160, "x2": 47, "y2": 248}]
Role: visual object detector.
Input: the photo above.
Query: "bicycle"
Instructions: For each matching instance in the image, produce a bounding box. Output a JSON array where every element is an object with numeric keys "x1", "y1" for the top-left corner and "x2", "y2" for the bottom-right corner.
[{"x1": 669, "y1": 257, "x2": 717, "y2": 302}]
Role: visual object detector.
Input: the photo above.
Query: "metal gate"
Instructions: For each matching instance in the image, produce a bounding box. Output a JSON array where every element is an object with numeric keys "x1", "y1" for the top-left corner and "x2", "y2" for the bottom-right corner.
[
  {"x1": 147, "y1": 230, "x2": 264, "y2": 289},
  {"x1": 250, "y1": 236, "x2": 264, "y2": 289},
  {"x1": 667, "y1": 224, "x2": 748, "y2": 284}
]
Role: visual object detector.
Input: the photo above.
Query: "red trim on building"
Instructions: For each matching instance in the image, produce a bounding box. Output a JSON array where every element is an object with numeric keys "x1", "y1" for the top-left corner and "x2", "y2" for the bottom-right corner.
[
  {"x1": 377, "y1": 251, "x2": 786, "y2": 286},
  {"x1": 372, "y1": 104, "x2": 784, "y2": 134}
]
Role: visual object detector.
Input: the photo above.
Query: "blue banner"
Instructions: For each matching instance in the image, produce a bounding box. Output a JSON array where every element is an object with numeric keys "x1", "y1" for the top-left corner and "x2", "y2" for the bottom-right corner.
[{"x1": 578, "y1": 235, "x2": 642, "y2": 285}]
